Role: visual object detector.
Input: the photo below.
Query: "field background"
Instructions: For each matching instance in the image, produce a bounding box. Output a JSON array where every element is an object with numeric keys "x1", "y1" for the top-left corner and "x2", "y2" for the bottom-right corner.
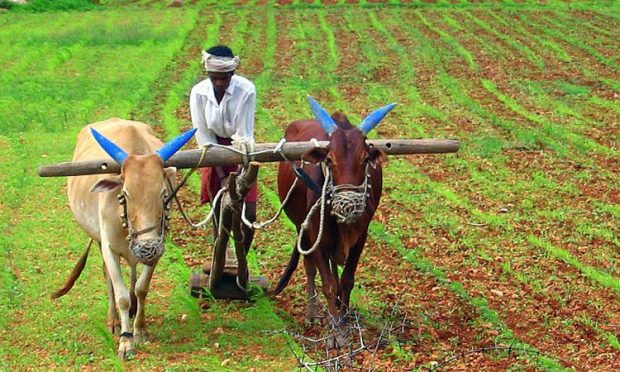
[{"x1": 1, "y1": 0, "x2": 619, "y2": 370}]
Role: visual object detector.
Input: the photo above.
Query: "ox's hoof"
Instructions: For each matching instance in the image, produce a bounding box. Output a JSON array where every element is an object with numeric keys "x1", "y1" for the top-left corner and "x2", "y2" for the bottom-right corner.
[
  {"x1": 118, "y1": 335, "x2": 136, "y2": 361},
  {"x1": 305, "y1": 299, "x2": 321, "y2": 325},
  {"x1": 304, "y1": 308, "x2": 321, "y2": 325},
  {"x1": 118, "y1": 346, "x2": 136, "y2": 361},
  {"x1": 326, "y1": 333, "x2": 348, "y2": 349},
  {"x1": 134, "y1": 328, "x2": 151, "y2": 345}
]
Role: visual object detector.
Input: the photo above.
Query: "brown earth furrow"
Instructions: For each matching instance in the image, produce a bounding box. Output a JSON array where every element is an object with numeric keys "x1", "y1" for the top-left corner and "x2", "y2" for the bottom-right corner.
[
  {"x1": 380, "y1": 190, "x2": 620, "y2": 369},
  {"x1": 380, "y1": 11, "x2": 620, "y2": 270},
  {"x1": 523, "y1": 11, "x2": 620, "y2": 78},
  {"x1": 409, "y1": 8, "x2": 619, "y2": 172},
  {"x1": 360, "y1": 10, "x2": 620, "y2": 369},
  {"x1": 442, "y1": 10, "x2": 620, "y2": 153}
]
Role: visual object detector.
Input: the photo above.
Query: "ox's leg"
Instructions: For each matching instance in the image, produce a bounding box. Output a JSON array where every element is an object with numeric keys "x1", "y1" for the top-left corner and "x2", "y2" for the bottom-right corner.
[
  {"x1": 330, "y1": 259, "x2": 341, "y2": 310},
  {"x1": 129, "y1": 266, "x2": 138, "y2": 319},
  {"x1": 315, "y1": 254, "x2": 348, "y2": 349},
  {"x1": 133, "y1": 264, "x2": 154, "y2": 344},
  {"x1": 315, "y1": 255, "x2": 339, "y2": 323},
  {"x1": 303, "y1": 256, "x2": 320, "y2": 324},
  {"x1": 340, "y1": 231, "x2": 367, "y2": 315},
  {"x1": 104, "y1": 263, "x2": 120, "y2": 334},
  {"x1": 101, "y1": 242, "x2": 135, "y2": 360}
]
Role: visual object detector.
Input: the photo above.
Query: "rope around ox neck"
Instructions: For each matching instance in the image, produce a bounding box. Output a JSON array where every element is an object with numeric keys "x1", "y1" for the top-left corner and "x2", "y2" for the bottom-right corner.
[{"x1": 296, "y1": 164, "x2": 331, "y2": 256}]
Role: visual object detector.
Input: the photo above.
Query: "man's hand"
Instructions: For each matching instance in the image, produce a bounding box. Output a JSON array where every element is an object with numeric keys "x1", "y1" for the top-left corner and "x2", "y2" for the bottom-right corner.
[{"x1": 231, "y1": 137, "x2": 255, "y2": 154}]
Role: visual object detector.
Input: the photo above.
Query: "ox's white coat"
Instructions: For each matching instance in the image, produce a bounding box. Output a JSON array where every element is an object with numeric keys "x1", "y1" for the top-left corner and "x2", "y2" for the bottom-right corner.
[{"x1": 68, "y1": 118, "x2": 175, "y2": 359}]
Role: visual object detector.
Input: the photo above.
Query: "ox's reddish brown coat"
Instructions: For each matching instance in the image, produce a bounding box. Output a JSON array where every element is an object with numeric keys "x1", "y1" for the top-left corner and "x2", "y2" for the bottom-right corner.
[{"x1": 272, "y1": 113, "x2": 385, "y2": 329}]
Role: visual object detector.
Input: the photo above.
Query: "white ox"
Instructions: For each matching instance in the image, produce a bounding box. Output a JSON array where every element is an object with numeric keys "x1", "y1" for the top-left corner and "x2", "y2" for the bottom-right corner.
[{"x1": 53, "y1": 118, "x2": 195, "y2": 360}]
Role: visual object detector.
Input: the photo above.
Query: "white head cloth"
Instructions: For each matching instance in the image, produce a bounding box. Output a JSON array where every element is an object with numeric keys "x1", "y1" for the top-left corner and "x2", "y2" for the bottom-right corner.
[{"x1": 202, "y1": 50, "x2": 240, "y2": 72}]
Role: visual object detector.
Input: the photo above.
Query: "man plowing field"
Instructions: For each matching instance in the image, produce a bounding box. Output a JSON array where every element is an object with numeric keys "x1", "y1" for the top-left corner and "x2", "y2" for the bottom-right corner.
[{"x1": 189, "y1": 44, "x2": 257, "y2": 256}]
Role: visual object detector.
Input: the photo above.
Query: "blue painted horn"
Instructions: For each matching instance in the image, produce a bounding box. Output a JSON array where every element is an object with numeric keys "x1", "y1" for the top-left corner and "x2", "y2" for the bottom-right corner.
[
  {"x1": 90, "y1": 127, "x2": 129, "y2": 165},
  {"x1": 157, "y1": 128, "x2": 197, "y2": 162},
  {"x1": 308, "y1": 95, "x2": 338, "y2": 135},
  {"x1": 358, "y1": 103, "x2": 397, "y2": 135}
]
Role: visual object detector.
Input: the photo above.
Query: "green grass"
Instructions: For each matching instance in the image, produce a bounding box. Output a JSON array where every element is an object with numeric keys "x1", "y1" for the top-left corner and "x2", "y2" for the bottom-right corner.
[{"x1": 3, "y1": 1, "x2": 620, "y2": 370}]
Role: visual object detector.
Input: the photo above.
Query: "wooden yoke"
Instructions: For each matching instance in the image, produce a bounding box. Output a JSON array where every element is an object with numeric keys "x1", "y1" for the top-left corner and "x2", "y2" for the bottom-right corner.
[
  {"x1": 38, "y1": 139, "x2": 460, "y2": 177},
  {"x1": 208, "y1": 162, "x2": 259, "y2": 296}
]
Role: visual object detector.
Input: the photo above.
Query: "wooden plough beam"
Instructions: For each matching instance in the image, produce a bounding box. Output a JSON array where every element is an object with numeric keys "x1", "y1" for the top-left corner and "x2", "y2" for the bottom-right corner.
[
  {"x1": 198, "y1": 162, "x2": 261, "y2": 300},
  {"x1": 38, "y1": 139, "x2": 460, "y2": 177},
  {"x1": 38, "y1": 138, "x2": 459, "y2": 300}
]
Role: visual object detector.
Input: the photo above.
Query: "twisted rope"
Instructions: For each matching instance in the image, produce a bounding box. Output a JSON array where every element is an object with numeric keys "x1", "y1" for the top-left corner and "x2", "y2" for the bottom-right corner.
[{"x1": 296, "y1": 164, "x2": 331, "y2": 256}]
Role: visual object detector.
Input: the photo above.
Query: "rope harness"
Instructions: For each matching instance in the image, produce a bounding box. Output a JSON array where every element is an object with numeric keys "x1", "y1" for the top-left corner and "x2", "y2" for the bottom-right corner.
[
  {"x1": 118, "y1": 188, "x2": 172, "y2": 267},
  {"x1": 168, "y1": 139, "x2": 375, "y2": 257}
]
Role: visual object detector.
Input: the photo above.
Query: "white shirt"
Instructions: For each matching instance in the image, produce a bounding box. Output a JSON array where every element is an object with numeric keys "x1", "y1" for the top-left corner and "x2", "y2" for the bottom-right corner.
[{"x1": 189, "y1": 75, "x2": 256, "y2": 147}]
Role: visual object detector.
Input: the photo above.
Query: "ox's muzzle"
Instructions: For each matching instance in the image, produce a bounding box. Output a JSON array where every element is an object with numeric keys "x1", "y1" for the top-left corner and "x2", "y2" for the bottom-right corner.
[
  {"x1": 330, "y1": 190, "x2": 366, "y2": 224},
  {"x1": 327, "y1": 163, "x2": 372, "y2": 224},
  {"x1": 119, "y1": 192, "x2": 170, "y2": 267},
  {"x1": 130, "y1": 239, "x2": 164, "y2": 267}
]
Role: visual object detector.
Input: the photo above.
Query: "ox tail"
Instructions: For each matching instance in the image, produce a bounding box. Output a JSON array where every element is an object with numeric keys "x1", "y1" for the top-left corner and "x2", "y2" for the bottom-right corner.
[
  {"x1": 267, "y1": 246, "x2": 300, "y2": 297},
  {"x1": 51, "y1": 239, "x2": 92, "y2": 299}
]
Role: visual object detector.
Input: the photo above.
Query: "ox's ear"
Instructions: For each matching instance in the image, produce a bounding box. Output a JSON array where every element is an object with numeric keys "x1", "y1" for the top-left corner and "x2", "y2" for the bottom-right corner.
[
  {"x1": 164, "y1": 167, "x2": 177, "y2": 188},
  {"x1": 90, "y1": 176, "x2": 123, "y2": 193},
  {"x1": 301, "y1": 147, "x2": 328, "y2": 164},
  {"x1": 368, "y1": 147, "x2": 387, "y2": 165}
]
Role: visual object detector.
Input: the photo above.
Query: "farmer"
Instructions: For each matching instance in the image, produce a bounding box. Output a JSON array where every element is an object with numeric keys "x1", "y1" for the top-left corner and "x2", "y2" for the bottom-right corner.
[{"x1": 189, "y1": 45, "x2": 257, "y2": 255}]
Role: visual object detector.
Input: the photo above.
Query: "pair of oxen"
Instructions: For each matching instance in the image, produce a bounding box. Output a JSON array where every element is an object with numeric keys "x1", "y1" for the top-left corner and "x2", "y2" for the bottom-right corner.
[{"x1": 55, "y1": 97, "x2": 395, "y2": 359}]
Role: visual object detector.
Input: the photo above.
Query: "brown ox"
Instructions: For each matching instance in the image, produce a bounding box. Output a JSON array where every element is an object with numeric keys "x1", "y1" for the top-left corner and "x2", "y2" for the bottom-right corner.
[
  {"x1": 53, "y1": 118, "x2": 195, "y2": 360},
  {"x1": 271, "y1": 97, "x2": 395, "y2": 344}
]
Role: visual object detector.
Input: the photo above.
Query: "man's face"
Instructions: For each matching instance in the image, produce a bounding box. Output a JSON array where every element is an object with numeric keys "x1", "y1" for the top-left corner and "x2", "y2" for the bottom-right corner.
[{"x1": 208, "y1": 71, "x2": 234, "y2": 95}]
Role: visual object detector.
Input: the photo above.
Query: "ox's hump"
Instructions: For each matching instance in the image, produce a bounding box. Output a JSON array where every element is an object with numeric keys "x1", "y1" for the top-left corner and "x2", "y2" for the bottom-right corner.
[{"x1": 331, "y1": 112, "x2": 354, "y2": 130}]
